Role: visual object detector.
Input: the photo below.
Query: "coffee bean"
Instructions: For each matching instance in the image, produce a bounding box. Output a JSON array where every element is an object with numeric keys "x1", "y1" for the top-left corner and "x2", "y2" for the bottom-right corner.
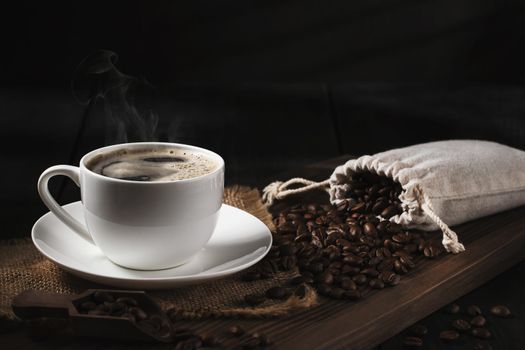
[
  {"x1": 316, "y1": 271, "x2": 334, "y2": 285},
  {"x1": 121, "y1": 312, "x2": 136, "y2": 323},
  {"x1": 381, "y1": 205, "x2": 398, "y2": 219},
  {"x1": 295, "y1": 232, "x2": 312, "y2": 242},
  {"x1": 257, "y1": 260, "x2": 279, "y2": 276},
  {"x1": 471, "y1": 328, "x2": 492, "y2": 339},
  {"x1": 392, "y1": 233, "x2": 409, "y2": 244},
  {"x1": 343, "y1": 255, "x2": 363, "y2": 267},
  {"x1": 467, "y1": 305, "x2": 483, "y2": 316},
  {"x1": 342, "y1": 265, "x2": 360, "y2": 275},
  {"x1": 372, "y1": 201, "x2": 389, "y2": 215},
  {"x1": 394, "y1": 260, "x2": 408, "y2": 274},
  {"x1": 281, "y1": 255, "x2": 297, "y2": 270},
  {"x1": 301, "y1": 271, "x2": 315, "y2": 284},
  {"x1": 138, "y1": 319, "x2": 159, "y2": 334},
  {"x1": 350, "y1": 202, "x2": 366, "y2": 214},
  {"x1": 363, "y1": 222, "x2": 377, "y2": 237},
  {"x1": 294, "y1": 285, "x2": 307, "y2": 298},
  {"x1": 265, "y1": 287, "x2": 290, "y2": 300},
  {"x1": 452, "y1": 319, "x2": 471, "y2": 332},
  {"x1": 316, "y1": 284, "x2": 332, "y2": 296},
  {"x1": 203, "y1": 334, "x2": 222, "y2": 347},
  {"x1": 409, "y1": 324, "x2": 428, "y2": 337},
  {"x1": 369, "y1": 278, "x2": 385, "y2": 289},
  {"x1": 128, "y1": 306, "x2": 148, "y2": 321},
  {"x1": 252, "y1": 332, "x2": 272, "y2": 346},
  {"x1": 490, "y1": 304, "x2": 511, "y2": 318},
  {"x1": 308, "y1": 262, "x2": 324, "y2": 274},
  {"x1": 398, "y1": 255, "x2": 415, "y2": 269},
  {"x1": 95, "y1": 303, "x2": 110, "y2": 313},
  {"x1": 244, "y1": 294, "x2": 265, "y2": 306},
  {"x1": 341, "y1": 278, "x2": 357, "y2": 291},
  {"x1": 228, "y1": 325, "x2": 245, "y2": 336},
  {"x1": 361, "y1": 268, "x2": 379, "y2": 278},
  {"x1": 402, "y1": 336, "x2": 423, "y2": 348},
  {"x1": 79, "y1": 301, "x2": 97, "y2": 311},
  {"x1": 174, "y1": 337, "x2": 202, "y2": 350},
  {"x1": 171, "y1": 328, "x2": 196, "y2": 341},
  {"x1": 116, "y1": 297, "x2": 138, "y2": 306},
  {"x1": 439, "y1": 330, "x2": 460, "y2": 342},
  {"x1": 352, "y1": 274, "x2": 367, "y2": 285},
  {"x1": 387, "y1": 222, "x2": 403, "y2": 234},
  {"x1": 473, "y1": 340, "x2": 493, "y2": 350},
  {"x1": 446, "y1": 303, "x2": 461, "y2": 314},
  {"x1": 330, "y1": 287, "x2": 346, "y2": 299},
  {"x1": 242, "y1": 336, "x2": 261, "y2": 349},
  {"x1": 280, "y1": 243, "x2": 297, "y2": 256},
  {"x1": 92, "y1": 291, "x2": 114, "y2": 303},
  {"x1": 290, "y1": 275, "x2": 305, "y2": 285},
  {"x1": 470, "y1": 315, "x2": 486, "y2": 327},
  {"x1": 348, "y1": 225, "x2": 362, "y2": 238}
]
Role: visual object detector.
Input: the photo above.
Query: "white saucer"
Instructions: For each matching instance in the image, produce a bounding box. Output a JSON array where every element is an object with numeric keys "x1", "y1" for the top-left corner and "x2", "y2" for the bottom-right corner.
[{"x1": 32, "y1": 202, "x2": 272, "y2": 289}]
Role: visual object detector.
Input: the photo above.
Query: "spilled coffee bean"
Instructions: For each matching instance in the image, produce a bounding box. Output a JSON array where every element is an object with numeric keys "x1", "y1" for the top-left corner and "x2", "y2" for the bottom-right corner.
[
  {"x1": 231, "y1": 172, "x2": 453, "y2": 345},
  {"x1": 446, "y1": 303, "x2": 460, "y2": 314},
  {"x1": 252, "y1": 332, "x2": 272, "y2": 346},
  {"x1": 471, "y1": 327, "x2": 492, "y2": 339},
  {"x1": 440, "y1": 330, "x2": 460, "y2": 342},
  {"x1": 228, "y1": 325, "x2": 245, "y2": 337},
  {"x1": 402, "y1": 336, "x2": 423, "y2": 348},
  {"x1": 255, "y1": 171, "x2": 446, "y2": 307},
  {"x1": 467, "y1": 305, "x2": 483, "y2": 316},
  {"x1": 490, "y1": 304, "x2": 511, "y2": 318},
  {"x1": 409, "y1": 324, "x2": 428, "y2": 337},
  {"x1": 265, "y1": 287, "x2": 291, "y2": 300},
  {"x1": 470, "y1": 315, "x2": 486, "y2": 327},
  {"x1": 452, "y1": 319, "x2": 471, "y2": 332},
  {"x1": 244, "y1": 294, "x2": 266, "y2": 306}
]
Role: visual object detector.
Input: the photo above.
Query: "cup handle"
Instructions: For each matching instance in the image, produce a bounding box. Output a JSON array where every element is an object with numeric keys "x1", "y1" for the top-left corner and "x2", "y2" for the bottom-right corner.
[{"x1": 38, "y1": 165, "x2": 93, "y2": 244}]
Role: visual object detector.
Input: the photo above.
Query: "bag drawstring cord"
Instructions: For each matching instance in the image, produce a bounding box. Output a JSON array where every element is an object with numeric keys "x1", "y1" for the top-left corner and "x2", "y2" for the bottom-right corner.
[
  {"x1": 262, "y1": 178, "x2": 331, "y2": 206},
  {"x1": 418, "y1": 188, "x2": 465, "y2": 253}
]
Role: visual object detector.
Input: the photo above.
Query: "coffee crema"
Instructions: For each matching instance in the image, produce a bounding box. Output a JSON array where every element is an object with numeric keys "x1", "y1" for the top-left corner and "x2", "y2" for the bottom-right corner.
[{"x1": 87, "y1": 147, "x2": 218, "y2": 182}]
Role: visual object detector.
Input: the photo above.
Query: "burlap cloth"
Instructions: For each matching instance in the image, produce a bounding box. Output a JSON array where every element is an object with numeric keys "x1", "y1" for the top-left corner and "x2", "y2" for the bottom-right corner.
[{"x1": 0, "y1": 186, "x2": 317, "y2": 321}]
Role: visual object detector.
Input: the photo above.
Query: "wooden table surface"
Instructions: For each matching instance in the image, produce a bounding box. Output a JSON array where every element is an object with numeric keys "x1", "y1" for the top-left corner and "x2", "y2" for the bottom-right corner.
[{"x1": 1, "y1": 155, "x2": 524, "y2": 350}]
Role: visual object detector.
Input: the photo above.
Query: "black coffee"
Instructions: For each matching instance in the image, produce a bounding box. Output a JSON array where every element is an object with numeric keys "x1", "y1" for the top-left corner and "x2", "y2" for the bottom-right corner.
[{"x1": 87, "y1": 147, "x2": 218, "y2": 181}]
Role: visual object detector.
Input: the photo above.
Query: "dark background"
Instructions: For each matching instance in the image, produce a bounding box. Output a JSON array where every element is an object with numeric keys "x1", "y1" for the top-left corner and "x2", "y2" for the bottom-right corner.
[
  {"x1": 1, "y1": 1, "x2": 525, "y2": 349},
  {"x1": 2, "y1": 0, "x2": 525, "y2": 238}
]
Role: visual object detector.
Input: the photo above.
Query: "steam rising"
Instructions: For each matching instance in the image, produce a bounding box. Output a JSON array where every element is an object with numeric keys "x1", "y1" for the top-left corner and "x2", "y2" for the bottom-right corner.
[{"x1": 72, "y1": 50, "x2": 158, "y2": 143}]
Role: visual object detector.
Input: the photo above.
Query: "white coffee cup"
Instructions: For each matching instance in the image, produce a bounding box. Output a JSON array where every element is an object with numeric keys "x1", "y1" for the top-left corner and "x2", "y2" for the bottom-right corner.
[{"x1": 37, "y1": 142, "x2": 225, "y2": 270}]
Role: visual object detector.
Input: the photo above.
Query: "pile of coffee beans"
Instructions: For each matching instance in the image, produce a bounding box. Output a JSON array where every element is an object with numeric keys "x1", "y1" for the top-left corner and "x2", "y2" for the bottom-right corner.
[
  {"x1": 75, "y1": 291, "x2": 172, "y2": 339},
  {"x1": 400, "y1": 303, "x2": 513, "y2": 349},
  {"x1": 76, "y1": 291, "x2": 273, "y2": 348},
  {"x1": 243, "y1": 172, "x2": 444, "y2": 303}
]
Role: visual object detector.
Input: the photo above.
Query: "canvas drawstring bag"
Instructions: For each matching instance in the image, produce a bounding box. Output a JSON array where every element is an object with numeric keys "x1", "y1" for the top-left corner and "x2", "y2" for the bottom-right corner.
[{"x1": 263, "y1": 140, "x2": 525, "y2": 253}]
